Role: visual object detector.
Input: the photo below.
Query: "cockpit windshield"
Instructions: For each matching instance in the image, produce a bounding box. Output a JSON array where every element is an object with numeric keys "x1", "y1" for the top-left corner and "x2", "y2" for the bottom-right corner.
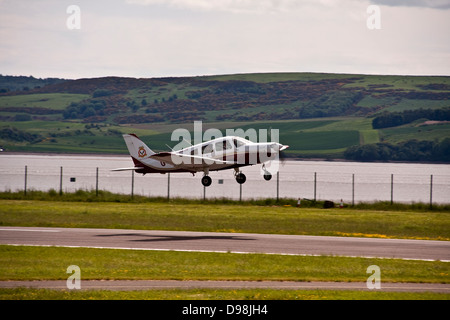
[{"x1": 233, "y1": 137, "x2": 249, "y2": 148}]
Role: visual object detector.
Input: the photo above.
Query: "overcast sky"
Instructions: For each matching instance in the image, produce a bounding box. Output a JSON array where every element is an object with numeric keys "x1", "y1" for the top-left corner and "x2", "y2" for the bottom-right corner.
[{"x1": 1, "y1": 0, "x2": 449, "y2": 79}]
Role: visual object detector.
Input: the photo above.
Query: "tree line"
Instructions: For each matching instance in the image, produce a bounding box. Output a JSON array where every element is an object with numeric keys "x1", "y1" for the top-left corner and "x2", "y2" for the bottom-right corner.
[
  {"x1": 344, "y1": 138, "x2": 450, "y2": 162},
  {"x1": 372, "y1": 108, "x2": 450, "y2": 129},
  {"x1": 0, "y1": 75, "x2": 65, "y2": 93},
  {"x1": 0, "y1": 127, "x2": 43, "y2": 143}
]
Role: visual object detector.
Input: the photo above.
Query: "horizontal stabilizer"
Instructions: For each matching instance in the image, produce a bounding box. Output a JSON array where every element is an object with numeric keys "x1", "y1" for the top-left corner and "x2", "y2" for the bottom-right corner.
[{"x1": 111, "y1": 167, "x2": 144, "y2": 171}]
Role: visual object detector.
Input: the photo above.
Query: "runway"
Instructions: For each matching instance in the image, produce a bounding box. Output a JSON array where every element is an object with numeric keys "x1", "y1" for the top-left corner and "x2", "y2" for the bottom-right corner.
[
  {"x1": 1, "y1": 226, "x2": 449, "y2": 293},
  {"x1": 1, "y1": 226, "x2": 449, "y2": 261}
]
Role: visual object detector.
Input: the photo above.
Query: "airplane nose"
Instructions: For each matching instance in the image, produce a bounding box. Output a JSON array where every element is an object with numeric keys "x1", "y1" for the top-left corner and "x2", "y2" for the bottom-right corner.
[{"x1": 271, "y1": 143, "x2": 289, "y2": 151}]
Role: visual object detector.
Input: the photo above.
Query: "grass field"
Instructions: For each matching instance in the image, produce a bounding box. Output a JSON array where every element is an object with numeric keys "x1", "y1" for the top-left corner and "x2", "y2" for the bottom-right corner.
[
  {"x1": 0, "y1": 245, "x2": 449, "y2": 300},
  {"x1": 2, "y1": 288, "x2": 447, "y2": 300},
  {"x1": 205, "y1": 73, "x2": 450, "y2": 91},
  {"x1": 1, "y1": 116, "x2": 448, "y2": 156},
  {"x1": 0, "y1": 197, "x2": 449, "y2": 240},
  {"x1": 3, "y1": 245, "x2": 448, "y2": 283},
  {"x1": 380, "y1": 123, "x2": 450, "y2": 144},
  {"x1": 0, "y1": 194, "x2": 449, "y2": 300},
  {"x1": 0, "y1": 120, "x2": 158, "y2": 154},
  {"x1": 0, "y1": 93, "x2": 89, "y2": 110}
]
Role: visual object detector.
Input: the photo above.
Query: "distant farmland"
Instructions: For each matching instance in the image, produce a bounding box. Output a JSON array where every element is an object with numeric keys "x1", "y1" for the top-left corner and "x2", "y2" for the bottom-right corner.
[{"x1": 0, "y1": 73, "x2": 449, "y2": 161}]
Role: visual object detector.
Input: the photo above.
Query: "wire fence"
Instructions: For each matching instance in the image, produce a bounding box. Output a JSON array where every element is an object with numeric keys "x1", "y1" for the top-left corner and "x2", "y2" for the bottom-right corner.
[{"x1": 3, "y1": 162, "x2": 449, "y2": 206}]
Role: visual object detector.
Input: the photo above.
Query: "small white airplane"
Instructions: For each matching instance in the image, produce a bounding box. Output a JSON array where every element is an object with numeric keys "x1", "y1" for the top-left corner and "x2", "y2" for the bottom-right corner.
[{"x1": 113, "y1": 134, "x2": 289, "y2": 187}]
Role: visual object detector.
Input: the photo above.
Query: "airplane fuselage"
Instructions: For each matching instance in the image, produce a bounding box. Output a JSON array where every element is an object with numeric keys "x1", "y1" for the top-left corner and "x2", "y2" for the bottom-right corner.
[
  {"x1": 114, "y1": 134, "x2": 288, "y2": 186},
  {"x1": 132, "y1": 136, "x2": 281, "y2": 174}
]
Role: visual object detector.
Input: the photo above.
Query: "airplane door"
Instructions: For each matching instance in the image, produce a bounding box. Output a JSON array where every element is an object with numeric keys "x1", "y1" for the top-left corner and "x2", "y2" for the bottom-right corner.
[{"x1": 214, "y1": 141, "x2": 224, "y2": 159}]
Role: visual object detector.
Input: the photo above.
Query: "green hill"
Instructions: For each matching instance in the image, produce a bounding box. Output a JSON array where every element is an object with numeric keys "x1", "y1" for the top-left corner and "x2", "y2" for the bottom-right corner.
[{"x1": 0, "y1": 73, "x2": 449, "y2": 161}]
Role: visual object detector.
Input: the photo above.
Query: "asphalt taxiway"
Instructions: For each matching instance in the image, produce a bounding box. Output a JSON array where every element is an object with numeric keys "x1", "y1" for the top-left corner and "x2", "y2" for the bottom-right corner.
[{"x1": 0, "y1": 280, "x2": 449, "y2": 293}]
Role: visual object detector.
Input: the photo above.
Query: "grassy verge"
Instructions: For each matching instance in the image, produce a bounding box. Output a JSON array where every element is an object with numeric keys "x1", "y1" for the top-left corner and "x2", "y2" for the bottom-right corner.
[
  {"x1": 1, "y1": 245, "x2": 449, "y2": 300},
  {"x1": 1, "y1": 288, "x2": 448, "y2": 300},
  {"x1": 0, "y1": 191, "x2": 449, "y2": 240},
  {"x1": 1, "y1": 245, "x2": 448, "y2": 283},
  {"x1": 2, "y1": 190, "x2": 449, "y2": 211}
]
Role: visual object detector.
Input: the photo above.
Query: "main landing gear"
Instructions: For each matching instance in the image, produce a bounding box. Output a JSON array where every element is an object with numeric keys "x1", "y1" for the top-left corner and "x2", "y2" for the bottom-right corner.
[
  {"x1": 201, "y1": 175, "x2": 212, "y2": 187},
  {"x1": 201, "y1": 168, "x2": 212, "y2": 187},
  {"x1": 200, "y1": 166, "x2": 273, "y2": 187},
  {"x1": 201, "y1": 169, "x2": 247, "y2": 187},
  {"x1": 235, "y1": 172, "x2": 246, "y2": 184}
]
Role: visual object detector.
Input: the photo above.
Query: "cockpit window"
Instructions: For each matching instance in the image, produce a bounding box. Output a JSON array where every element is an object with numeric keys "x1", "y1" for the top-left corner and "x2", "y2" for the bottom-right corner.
[
  {"x1": 191, "y1": 148, "x2": 200, "y2": 156},
  {"x1": 202, "y1": 144, "x2": 213, "y2": 154},
  {"x1": 216, "y1": 140, "x2": 233, "y2": 151},
  {"x1": 224, "y1": 140, "x2": 233, "y2": 150},
  {"x1": 233, "y1": 139, "x2": 245, "y2": 148}
]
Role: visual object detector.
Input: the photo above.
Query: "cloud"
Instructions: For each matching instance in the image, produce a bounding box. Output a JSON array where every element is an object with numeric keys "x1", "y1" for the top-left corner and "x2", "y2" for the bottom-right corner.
[
  {"x1": 1, "y1": 0, "x2": 449, "y2": 78},
  {"x1": 127, "y1": 0, "x2": 450, "y2": 12},
  {"x1": 370, "y1": 0, "x2": 450, "y2": 9},
  {"x1": 125, "y1": 0, "x2": 311, "y2": 14}
]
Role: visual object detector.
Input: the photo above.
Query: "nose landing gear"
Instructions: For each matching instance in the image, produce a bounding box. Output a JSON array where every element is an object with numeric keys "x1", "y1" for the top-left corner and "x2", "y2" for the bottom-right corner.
[
  {"x1": 263, "y1": 172, "x2": 272, "y2": 181},
  {"x1": 262, "y1": 163, "x2": 272, "y2": 181}
]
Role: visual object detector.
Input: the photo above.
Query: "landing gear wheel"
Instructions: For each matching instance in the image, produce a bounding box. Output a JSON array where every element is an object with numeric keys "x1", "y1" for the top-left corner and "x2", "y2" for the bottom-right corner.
[
  {"x1": 235, "y1": 172, "x2": 246, "y2": 184},
  {"x1": 201, "y1": 175, "x2": 212, "y2": 187},
  {"x1": 263, "y1": 172, "x2": 272, "y2": 181}
]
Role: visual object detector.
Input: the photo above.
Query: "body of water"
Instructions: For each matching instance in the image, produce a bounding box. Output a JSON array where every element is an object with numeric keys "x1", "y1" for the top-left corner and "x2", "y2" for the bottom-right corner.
[{"x1": 0, "y1": 154, "x2": 449, "y2": 204}]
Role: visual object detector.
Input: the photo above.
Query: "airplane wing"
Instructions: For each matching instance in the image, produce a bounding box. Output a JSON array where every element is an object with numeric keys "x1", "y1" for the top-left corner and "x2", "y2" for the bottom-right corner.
[{"x1": 149, "y1": 152, "x2": 234, "y2": 168}]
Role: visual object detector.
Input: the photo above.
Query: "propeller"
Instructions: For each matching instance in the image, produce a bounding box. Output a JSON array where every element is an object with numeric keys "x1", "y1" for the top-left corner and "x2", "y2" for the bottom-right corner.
[
  {"x1": 279, "y1": 150, "x2": 288, "y2": 165},
  {"x1": 269, "y1": 143, "x2": 289, "y2": 166}
]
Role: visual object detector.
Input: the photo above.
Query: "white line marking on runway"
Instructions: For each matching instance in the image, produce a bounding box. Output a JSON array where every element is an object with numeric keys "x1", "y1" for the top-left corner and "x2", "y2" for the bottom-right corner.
[
  {"x1": 4, "y1": 243, "x2": 449, "y2": 262},
  {"x1": 0, "y1": 228, "x2": 60, "y2": 233}
]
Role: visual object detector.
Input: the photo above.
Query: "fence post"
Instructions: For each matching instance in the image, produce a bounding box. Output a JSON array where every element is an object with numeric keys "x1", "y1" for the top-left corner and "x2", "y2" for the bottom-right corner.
[
  {"x1": 96, "y1": 167, "x2": 99, "y2": 196},
  {"x1": 276, "y1": 171, "x2": 279, "y2": 202},
  {"x1": 167, "y1": 173, "x2": 170, "y2": 200},
  {"x1": 314, "y1": 172, "x2": 317, "y2": 202},
  {"x1": 131, "y1": 170, "x2": 134, "y2": 199},
  {"x1": 59, "y1": 166, "x2": 63, "y2": 195},
  {"x1": 390, "y1": 174, "x2": 394, "y2": 205},
  {"x1": 239, "y1": 183, "x2": 242, "y2": 202},
  {"x1": 24, "y1": 165, "x2": 27, "y2": 196},
  {"x1": 430, "y1": 174, "x2": 433, "y2": 210},
  {"x1": 352, "y1": 173, "x2": 355, "y2": 206}
]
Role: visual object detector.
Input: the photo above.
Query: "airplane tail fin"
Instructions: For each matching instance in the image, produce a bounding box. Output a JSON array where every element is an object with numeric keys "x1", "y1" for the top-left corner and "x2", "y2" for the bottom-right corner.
[{"x1": 123, "y1": 134, "x2": 155, "y2": 159}]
